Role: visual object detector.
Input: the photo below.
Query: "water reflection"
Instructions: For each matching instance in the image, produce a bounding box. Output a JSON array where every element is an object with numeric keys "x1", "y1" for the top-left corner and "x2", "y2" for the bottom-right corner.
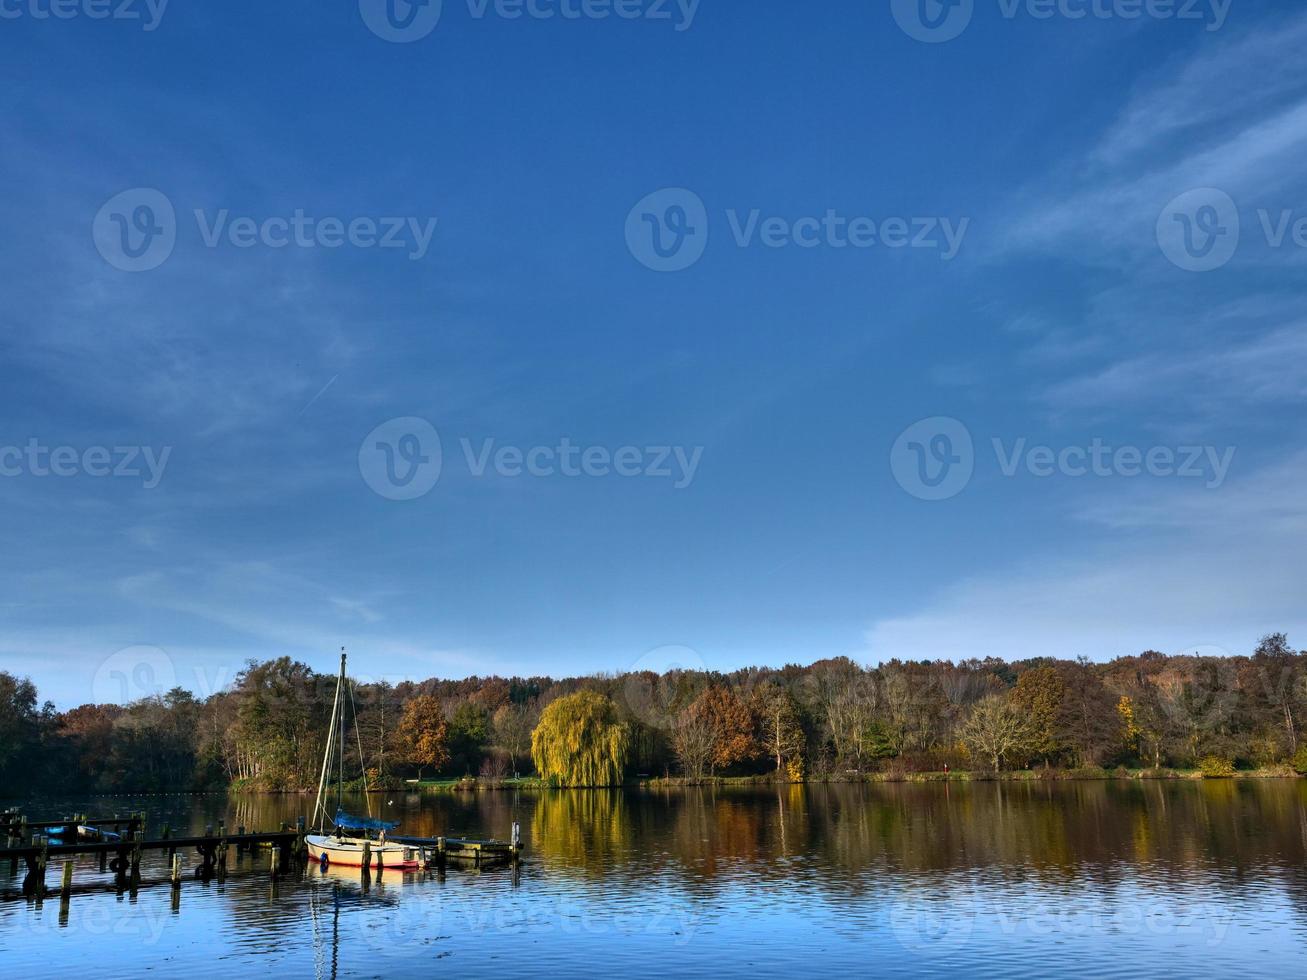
[{"x1": 3, "y1": 781, "x2": 1307, "y2": 978}]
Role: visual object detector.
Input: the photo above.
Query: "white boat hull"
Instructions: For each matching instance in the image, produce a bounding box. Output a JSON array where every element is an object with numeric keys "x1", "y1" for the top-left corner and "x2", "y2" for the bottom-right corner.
[{"x1": 306, "y1": 834, "x2": 420, "y2": 870}]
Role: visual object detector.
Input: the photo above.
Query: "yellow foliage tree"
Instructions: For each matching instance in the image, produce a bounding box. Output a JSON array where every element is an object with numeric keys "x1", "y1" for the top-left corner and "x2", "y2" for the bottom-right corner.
[
  {"x1": 1117, "y1": 695, "x2": 1141, "y2": 758},
  {"x1": 531, "y1": 690, "x2": 629, "y2": 787}
]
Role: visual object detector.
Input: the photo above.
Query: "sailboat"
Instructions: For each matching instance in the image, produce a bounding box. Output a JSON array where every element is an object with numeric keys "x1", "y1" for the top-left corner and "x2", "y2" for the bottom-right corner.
[{"x1": 305, "y1": 649, "x2": 421, "y2": 871}]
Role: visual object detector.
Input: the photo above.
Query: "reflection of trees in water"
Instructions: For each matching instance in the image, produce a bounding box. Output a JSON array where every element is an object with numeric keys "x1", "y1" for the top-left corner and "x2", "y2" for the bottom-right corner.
[
  {"x1": 36, "y1": 782, "x2": 1307, "y2": 936},
  {"x1": 531, "y1": 789, "x2": 633, "y2": 875},
  {"x1": 525, "y1": 781, "x2": 1307, "y2": 912}
]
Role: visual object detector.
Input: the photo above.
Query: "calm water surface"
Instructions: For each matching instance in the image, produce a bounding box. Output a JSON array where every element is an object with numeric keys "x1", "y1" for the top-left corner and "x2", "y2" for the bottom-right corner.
[{"x1": 3, "y1": 781, "x2": 1307, "y2": 978}]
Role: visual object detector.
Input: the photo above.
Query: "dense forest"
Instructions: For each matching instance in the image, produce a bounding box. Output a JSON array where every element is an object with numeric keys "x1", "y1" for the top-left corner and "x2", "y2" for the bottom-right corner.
[{"x1": 3, "y1": 634, "x2": 1307, "y2": 791}]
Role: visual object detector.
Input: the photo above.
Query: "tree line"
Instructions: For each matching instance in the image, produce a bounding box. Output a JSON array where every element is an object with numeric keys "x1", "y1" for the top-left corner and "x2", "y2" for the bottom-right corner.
[{"x1": 2, "y1": 634, "x2": 1306, "y2": 791}]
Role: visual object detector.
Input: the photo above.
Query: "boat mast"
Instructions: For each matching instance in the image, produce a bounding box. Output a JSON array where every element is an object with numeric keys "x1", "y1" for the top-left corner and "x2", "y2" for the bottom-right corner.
[
  {"x1": 311, "y1": 648, "x2": 346, "y2": 833},
  {"x1": 337, "y1": 648, "x2": 346, "y2": 821}
]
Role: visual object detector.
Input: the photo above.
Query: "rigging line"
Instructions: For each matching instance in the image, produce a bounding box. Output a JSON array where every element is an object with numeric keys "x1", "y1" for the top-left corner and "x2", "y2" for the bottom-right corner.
[
  {"x1": 347, "y1": 675, "x2": 373, "y2": 818},
  {"x1": 313, "y1": 657, "x2": 344, "y2": 833}
]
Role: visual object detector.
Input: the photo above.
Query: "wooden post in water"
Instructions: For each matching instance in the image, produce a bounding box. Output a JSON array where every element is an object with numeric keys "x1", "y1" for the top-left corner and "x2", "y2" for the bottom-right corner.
[
  {"x1": 99, "y1": 849, "x2": 107, "y2": 873},
  {"x1": 217, "y1": 822, "x2": 228, "y2": 880},
  {"x1": 269, "y1": 847, "x2": 280, "y2": 878},
  {"x1": 60, "y1": 860, "x2": 73, "y2": 898},
  {"x1": 35, "y1": 837, "x2": 48, "y2": 898},
  {"x1": 361, "y1": 839, "x2": 371, "y2": 876},
  {"x1": 172, "y1": 853, "x2": 182, "y2": 886}
]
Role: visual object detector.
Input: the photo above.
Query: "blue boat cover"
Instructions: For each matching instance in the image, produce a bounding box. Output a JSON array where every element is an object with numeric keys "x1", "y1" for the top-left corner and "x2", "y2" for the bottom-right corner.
[{"x1": 334, "y1": 810, "x2": 399, "y2": 832}]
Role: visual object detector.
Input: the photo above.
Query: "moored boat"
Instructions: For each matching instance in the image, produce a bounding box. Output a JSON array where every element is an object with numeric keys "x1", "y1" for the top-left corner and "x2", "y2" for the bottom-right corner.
[
  {"x1": 305, "y1": 833, "x2": 419, "y2": 870},
  {"x1": 48, "y1": 824, "x2": 121, "y2": 843},
  {"x1": 309, "y1": 649, "x2": 420, "y2": 872}
]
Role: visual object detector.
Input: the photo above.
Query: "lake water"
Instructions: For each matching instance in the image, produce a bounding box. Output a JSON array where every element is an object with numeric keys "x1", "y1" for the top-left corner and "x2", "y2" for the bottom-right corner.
[{"x1": 3, "y1": 780, "x2": 1307, "y2": 978}]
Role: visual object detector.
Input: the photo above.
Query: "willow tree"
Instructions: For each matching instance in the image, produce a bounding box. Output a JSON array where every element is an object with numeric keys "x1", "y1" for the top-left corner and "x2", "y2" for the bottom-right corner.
[{"x1": 531, "y1": 690, "x2": 629, "y2": 786}]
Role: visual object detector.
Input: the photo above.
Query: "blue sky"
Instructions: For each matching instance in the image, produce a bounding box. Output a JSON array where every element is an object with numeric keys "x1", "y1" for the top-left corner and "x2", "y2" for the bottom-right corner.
[{"x1": 2, "y1": 0, "x2": 1304, "y2": 707}]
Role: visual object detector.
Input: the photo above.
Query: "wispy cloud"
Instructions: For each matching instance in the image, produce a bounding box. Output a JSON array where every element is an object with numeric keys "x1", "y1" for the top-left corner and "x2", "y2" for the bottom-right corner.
[
  {"x1": 1040, "y1": 324, "x2": 1307, "y2": 415},
  {"x1": 1003, "y1": 15, "x2": 1307, "y2": 262}
]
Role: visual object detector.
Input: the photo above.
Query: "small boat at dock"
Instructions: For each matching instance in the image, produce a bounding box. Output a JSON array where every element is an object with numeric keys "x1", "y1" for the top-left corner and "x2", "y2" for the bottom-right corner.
[
  {"x1": 47, "y1": 825, "x2": 121, "y2": 843},
  {"x1": 306, "y1": 811, "x2": 420, "y2": 870},
  {"x1": 305, "y1": 649, "x2": 421, "y2": 871}
]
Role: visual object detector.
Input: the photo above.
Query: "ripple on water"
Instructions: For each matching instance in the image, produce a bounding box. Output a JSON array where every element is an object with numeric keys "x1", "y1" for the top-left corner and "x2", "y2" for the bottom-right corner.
[{"x1": 2, "y1": 782, "x2": 1307, "y2": 978}]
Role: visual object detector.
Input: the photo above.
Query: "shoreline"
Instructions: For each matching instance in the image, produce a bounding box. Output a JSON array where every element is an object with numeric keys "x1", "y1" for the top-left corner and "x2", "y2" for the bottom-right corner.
[
  {"x1": 406, "y1": 766, "x2": 1306, "y2": 792},
  {"x1": 9, "y1": 768, "x2": 1304, "y2": 799}
]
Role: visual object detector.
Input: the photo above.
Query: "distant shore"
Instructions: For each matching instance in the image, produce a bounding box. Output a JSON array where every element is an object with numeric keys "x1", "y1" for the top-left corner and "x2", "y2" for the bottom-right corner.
[{"x1": 395, "y1": 766, "x2": 1306, "y2": 792}]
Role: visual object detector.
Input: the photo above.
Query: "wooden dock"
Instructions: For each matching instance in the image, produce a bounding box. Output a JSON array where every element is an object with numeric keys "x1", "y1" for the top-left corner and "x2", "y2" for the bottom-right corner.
[
  {"x1": 1, "y1": 810, "x2": 522, "y2": 902},
  {"x1": 386, "y1": 821, "x2": 522, "y2": 867},
  {"x1": 1, "y1": 811, "x2": 308, "y2": 899}
]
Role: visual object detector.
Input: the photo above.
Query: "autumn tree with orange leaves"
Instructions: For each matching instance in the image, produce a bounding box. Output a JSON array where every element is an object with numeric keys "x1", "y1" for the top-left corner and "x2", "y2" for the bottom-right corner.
[{"x1": 397, "y1": 694, "x2": 450, "y2": 780}]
